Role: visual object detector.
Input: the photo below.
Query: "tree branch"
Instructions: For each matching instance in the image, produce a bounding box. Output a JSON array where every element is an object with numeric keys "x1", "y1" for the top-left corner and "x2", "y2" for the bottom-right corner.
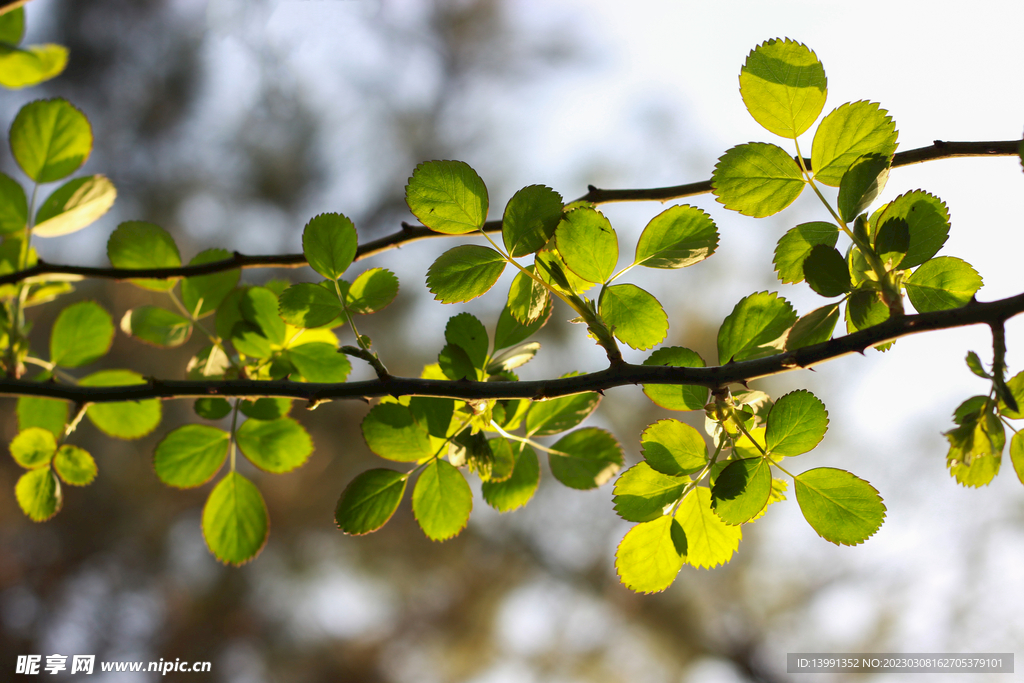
[
  {"x1": 4, "y1": 290, "x2": 1022, "y2": 405},
  {"x1": 0, "y1": 139, "x2": 1017, "y2": 287}
]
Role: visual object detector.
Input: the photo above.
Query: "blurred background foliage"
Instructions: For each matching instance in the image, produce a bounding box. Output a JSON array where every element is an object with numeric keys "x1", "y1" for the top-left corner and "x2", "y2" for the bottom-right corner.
[{"x1": 2, "y1": 1, "x2": 1023, "y2": 682}]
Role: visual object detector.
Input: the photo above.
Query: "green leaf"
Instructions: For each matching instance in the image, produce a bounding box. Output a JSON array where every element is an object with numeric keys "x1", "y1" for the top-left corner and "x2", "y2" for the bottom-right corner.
[
  {"x1": 79, "y1": 369, "x2": 162, "y2": 439},
  {"x1": 0, "y1": 43, "x2": 67, "y2": 89},
  {"x1": 873, "y1": 216, "x2": 909, "y2": 271},
  {"x1": 106, "y1": 221, "x2": 182, "y2": 292},
  {"x1": 535, "y1": 244, "x2": 595, "y2": 295},
  {"x1": 236, "y1": 417, "x2": 312, "y2": 474},
  {"x1": 302, "y1": 213, "x2": 358, "y2": 280},
  {"x1": 613, "y1": 462, "x2": 687, "y2": 523},
  {"x1": 634, "y1": 204, "x2": 719, "y2": 269},
  {"x1": 445, "y1": 312, "x2": 488, "y2": 368},
  {"x1": 795, "y1": 467, "x2": 886, "y2": 545},
  {"x1": 426, "y1": 245, "x2": 506, "y2": 303},
  {"x1": 717, "y1": 291, "x2": 797, "y2": 363},
  {"x1": 408, "y1": 396, "x2": 455, "y2": 439},
  {"x1": 230, "y1": 322, "x2": 273, "y2": 359},
  {"x1": 0, "y1": 8, "x2": 25, "y2": 43},
  {"x1": 802, "y1": 245, "x2": 851, "y2": 297},
  {"x1": 241, "y1": 286, "x2": 286, "y2": 345},
  {"x1": 554, "y1": 207, "x2": 617, "y2": 284},
  {"x1": 335, "y1": 468, "x2": 407, "y2": 535},
  {"x1": 53, "y1": 445, "x2": 96, "y2": 486},
  {"x1": 50, "y1": 300, "x2": 114, "y2": 368},
  {"x1": 675, "y1": 487, "x2": 742, "y2": 569},
  {"x1": 202, "y1": 472, "x2": 269, "y2": 565},
  {"x1": 10, "y1": 98, "x2": 92, "y2": 183},
  {"x1": 712, "y1": 142, "x2": 805, "y2": 218},
  {"x1": 345, "y1": 267, "x2": 399, "y2": 314},
  {"x1": 438, "y1": 343, "x2": 477, "y2": 380},
  {"x1": 998, "y1": 370, "x2": 1024, "y2": 419},
  {"x1": 845, "y1": 289, "x2": 890, "y2": 334},
  {"x1": 811, "y1": 101, "x2": 899, "y2": 186},
  {"x1": 481, "y1": 442, "x2": 540, "y2": 512},
  {"x1": 615, "y1": 515, "x2": 687, "y2": 594},
  {"x1": 905, "y1": 256, "x2": 982, "y2": 313},
  {"x1": 711, "y1": 457, "x2": 772, "y2": 525},
  {"x1": 15, "y1": 467, "x2": 61, "y2": 522},
  {"x1": 215, "y1": 287, "x2": 246, "y2": 343},
  {"x1": 0, "y1": 172, "x2": 27, "y2": 235},
  {"x1": 506, "y1": 267, "x2": 550, "y2": 325},
  {"x1": 181, "y1": 248, "x2": 240, "y2": 318},
  {"x1": 765, "y1": 390, "x2": 829, "y2": 456},
  {"x1": 286, "y1": 342, "x2": 351, "y2": 383},
  {"x1": 493, "y1": 298, "x2": 552, "y2": 351},
  {"x1": 120, "y1": 306, "x2": 193, "y2": 348},
  {"x1": 640, "y1": 419, "x2": 708, "y2": 476},
  {"x1": 153, "y1": 424, "x2": 229, "y2": 488},
  {"x1": 875, "y1": 191, "x2": 950, "y2": 268},
  {"x1": 413, "y1": 459, "x2": 472, "y2": 541},
  {"x1": 9, "y1": 427, "x2": 56, "y2": 468},
  {"x1": 836, "y1": 154, "x2": 889, "y2": 223},
  {"x1": 502, "y1": 184, "x2": 563, "y2": 257},
  {"x1": 965, "y1": 351, "x2": 990, "y2": 379},
  {"x1": 945, "y1": 402, "x2": 1004, "y2": 487},
  {"x1": 641, "y1": 347, "x2": 708, "y2": 411},
  {"x1": 773, "y1": 222, "x2": 839, "y2": 284},
  {"x1": 599, "y1": 283, "x2": 668, "y2": 351},
  {"x1": 548, "y1": 427, "x2": 622, "y2": 489},
  {"x1": 525, "y1": 387, "x2": 600, "y2": 436},
  {"x1": 362, "y1": 403, "x2": 434, "y2": 462},
  {"x1": 1010, "y1": 431, "x2": 1024, "y2": 486},
  {"x1": 785, "y1": 303, "x2": 840, "y2": 350},
  {"x1": 17, "y1": 396, "x2": 67, "y2": 438},
  {"x1": 194, "y1": 397, "x2": 232, "y2": 420},
  {"x1": 278, "y1": 283, "x2": 343, "y2": 329},
  {"x1": 739, "y1": 38, "x2": 827, "y2": 139},
  {"x1": 33, "y1": 175, "x2": 116, "y2": 237},
  {"x1": 406, "y1": 160, "x2": 488, "y2": 234}
]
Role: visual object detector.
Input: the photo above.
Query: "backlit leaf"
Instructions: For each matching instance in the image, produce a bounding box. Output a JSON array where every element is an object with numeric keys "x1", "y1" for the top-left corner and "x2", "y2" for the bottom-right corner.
[
  {"x1": 837, "y1": 154, "x2": 889, "y2": 222},
  {"x1": 154, "y1": 424, "x2": 229, "y2": 488},
  {"x1": 802, "y1": 244, "x2": 850, "y2": 297},
  {"x1": 181, "y1": 248, "x2": 240, "y2": 318},
  {"x1": 905, "y1": 256, "x2": 982, "y2": 313},
  {"x1": 9, "y1": 427, "x2": 56, "y2": 468},
  {"x1": 765, "y1": 390, "x2": 829, "y2": 456},
  {"x1": 811, "y1": 101, "x2": 898, "y2": 186},
  {"x1": 785, "y1": 303, "x2": 840, "y2": 350},
  {"x1": 10, "y1": 98, "x2": 92, "y2": 183},
  {"x1": 641, "y1": 347, "x2": 708, "y2": 411},
  {"x1": 635, "y1": 204, "x2": 719, "y2": 269},
  {"x1": 120, "y1": 306, "x2": 192, "y2": 348},
  {"x1": 599, "y1": 283, "x2": 668, "y2": 351},
  {"x1": 438, "y1": 343, "x2": 477, "y2": 380},
  {"x1": 445, "y1": 312, "x2": 488, "y2": 368},
  {"x1": 0, "y1": 44, "x2": 67, "y2": 89},
  {"x1": 773, "y1": 222, "x2": 838, "y2": 284},
  {"x1": 717, "y1": 291, "x2": 796, "y2": 362},
  {"x1": 739, "y1": 38, "x2": 827, "y2": 138},
  {"x1": 712, "y1": 142, "x2": 804, "y2": 217},
  {"x1": 640, "y1": 419, "x2": 708, "y2": 476},
  {"x1": 0, "y1": 172, "x2": 27, "y2": 234},
  {"x1": 426, "y1": 245, "x2": 505, "y2": 303},
  {"x1": 335, "y1": 468, "x2": 407, "y2": 535},
  {"x1": 412, "y1": 459, "x2": 472, "y2": 541},
  {"x1": 676, "y1": 487, "x2": 742, "y2": 569},
  {"x1": 554, "y1": 207, "x2": 617, "y2": 284},
  {"x1": 362, "y1": 403, "x2": 434, "y2": 462},
  {"x1": 286, "y1": 342, "x2": 351, "y2": 383},
  {"x1": 53, "y1": 445, "x2": 96, "y2": 486},
  {"x1": 17, "y1": 396, "x2": 67, "y2": 438},
  {"x1": 506, "y1": 267, "x2": 549, "y2": 325},
  {"x1": 615, "y1": 515, "x2": 687, "y2": 594},
  {"x1": 406, "y1": 160, "x2": 488, "y2": 234},
  {"x1": 481, "y1": 442, "x2": 540, "y2": 512},
  {"x1": 493, "y1": 298, "x2": 552, "y2": 351},
  {"x1": 236, "y1": 417, "x2": 313, "y2": 474},
  {"x1": 613, "y1": 462, "x2": 687, "y2": 523},
  {"x1": 15, "y1": 467, "x2": 61, "y2": 522},
  {"x1": 795, "y1": 467, "x2": 885, "y2": 545},
  {"x1": 278, "y1": 282, "x2": 343, "y2": 329},
  {"x1": 345, "y1": 267, "x2": 399, "y2": 314},
  {"x1": 875, "y1": 191, "x2": 949, "y2": 269},
  {"x1": 106, "y1": 221, "x2": 182, "y2": 292},
  {"x1": 80, "y1": 369, "x2": 162, "y2": 439},
  {"x1": 33, "y1": 175, "x2": 116, "y2": 237},
  {"x1": 502, "y1": 184, "x2": 563, "y2": 257},
  {"x1": 50, "y1": 300, "x2": 114, "y2": 368},
  {"x1": 711, "y1": 457, "x2": 772, "y2": 525},
  {"x1": 525, "y1": 386, "x2": 600, "y2": 437},
  {"x1": 302, "y1": 212, "x2": 357, "y2": 280},
  {"x1": 548, "y1": 427, "x2": 622, "y2": 489},
  {"x1": 202, "y1": 472, "x2": 268, "y2": 565},
  {"x1": 1010, "y1": 431, "x2": 1024, "y2": 486},
  {"x1": 241, "y1": 286, "x2": 286, "y2": 345},
  {"x1": 194, "y1": 398, "x2": 231, "y2": 420}
]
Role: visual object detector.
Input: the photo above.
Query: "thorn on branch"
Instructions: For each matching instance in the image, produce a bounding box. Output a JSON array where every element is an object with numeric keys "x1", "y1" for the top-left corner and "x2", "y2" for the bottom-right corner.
[{"x1": 400, "y1": 222, "x2": 416, "y2": 233}]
